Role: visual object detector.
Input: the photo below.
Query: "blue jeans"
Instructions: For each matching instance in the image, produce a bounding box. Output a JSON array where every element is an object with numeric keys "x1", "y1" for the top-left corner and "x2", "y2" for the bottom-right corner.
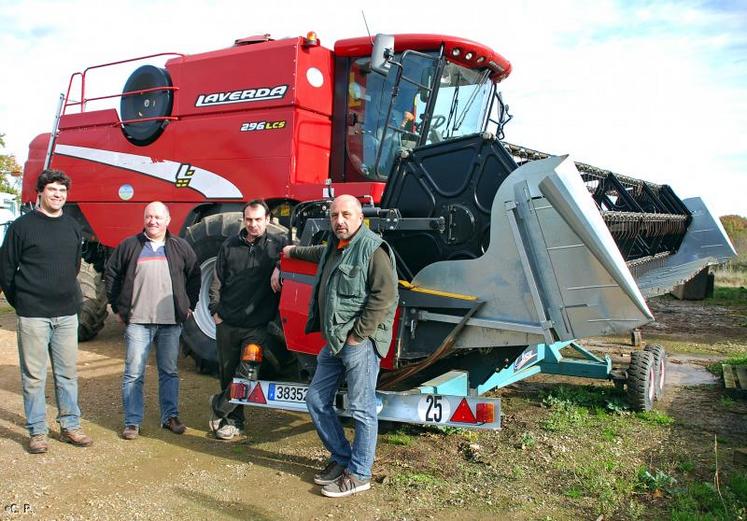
[
  {"x1": 123, "y1": 323, "x2": 182, "y2": 426},
  {"x1": 306, "y1": 339, "x2": 380, "y2": 480},
  {"x1": 16, "y1": 315, "x2": 81, "y2": 436}
]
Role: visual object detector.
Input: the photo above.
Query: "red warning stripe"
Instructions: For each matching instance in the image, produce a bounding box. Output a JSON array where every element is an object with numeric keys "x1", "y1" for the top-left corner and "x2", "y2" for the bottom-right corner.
[{"x1": 450, "y1": 398, "x2": 476, "y2": 424}]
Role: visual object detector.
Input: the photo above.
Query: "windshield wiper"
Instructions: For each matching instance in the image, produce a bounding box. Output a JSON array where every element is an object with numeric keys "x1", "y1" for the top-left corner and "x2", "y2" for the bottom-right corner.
[{"x1": 454, "y1": 70, "x2": 490, "y2": 131}]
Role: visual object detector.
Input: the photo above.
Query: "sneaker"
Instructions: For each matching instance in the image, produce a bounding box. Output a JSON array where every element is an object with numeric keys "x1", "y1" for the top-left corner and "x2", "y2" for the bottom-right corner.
[
  {"x1": 162, "y1": 416, "x2": 186, "y2": 435},
  {"x1": 60, "y1": 428, "x2": 93, "y2": 447},
  {"x1": 28, "y1": 434, "x2": 49, "y2": 454},
  {"x1": 122, "y1": 425, "x2": 139, "y2": 440},
  {"x1": 214, "y1": 422, "x2": 241, "y2": 440},
  {"x1": 321, "y1": 470, "x2": 371, "y2": 498},
  {"x1": 314, "y1": 460, "x2": 346, "y2": 485},
  {"x1": 208, "y1": 394, "x2": 222, "y2": 433}
]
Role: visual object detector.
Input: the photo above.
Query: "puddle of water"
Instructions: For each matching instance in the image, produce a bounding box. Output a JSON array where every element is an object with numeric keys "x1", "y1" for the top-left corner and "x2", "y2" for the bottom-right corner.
[{"x1": 667, "y1": 360, "x2": 719, "y2": 386}]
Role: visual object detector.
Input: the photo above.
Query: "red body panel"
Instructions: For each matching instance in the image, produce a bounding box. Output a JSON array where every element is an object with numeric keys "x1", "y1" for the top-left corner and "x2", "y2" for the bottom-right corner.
[
  {"x1": 279, "y1": 256, "x2": 396, "y2": 370},
  {"x1": 335, "y1": 34, "x2": 512, "y2": 80},
  {"x1": 22, "y1": 36, "x2": 342, "y2": 243}
]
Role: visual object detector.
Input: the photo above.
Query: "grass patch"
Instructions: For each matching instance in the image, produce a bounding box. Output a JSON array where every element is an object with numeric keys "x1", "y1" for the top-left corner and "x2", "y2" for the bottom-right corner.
[
  {"x1": 558, "y1": 451, "x2": 637, "y2": 513},
  {"x1": 655, "y1": 339, "x2": 747, "y2": 357},
  {"x1": 707, "y1": 355, "x2": 747, "y2": 376},
  {"x1": 0, "y1": 303, "x2": 14, "y2": 315},
  {"x1": 636, "y1": 409, "x2": 675, "y2": 425},
  {"x1": 670, "y1": 473, "x2": 747, "y2": 520},
  {"x1": 390, "y1": 471, "x2": 445, "y2": 489},
  {"x1": 540, "y1": 385, "x2": 629, "y2": 432},
  {"x1": 383, "y1": 431, "x2": 414, "y2": 446},
  {"x1": 677, "y1": 459, "x2": 696, "y2": 474}
]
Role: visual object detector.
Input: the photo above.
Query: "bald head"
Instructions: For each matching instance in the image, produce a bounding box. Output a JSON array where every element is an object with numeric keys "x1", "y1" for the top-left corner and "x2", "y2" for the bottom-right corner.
[
  {"x1": 330, "y1": 195, "x2": 364, "y2": 240},
  {"x1": 143, "y1": 201, "x2": 171, "y2": 241}
]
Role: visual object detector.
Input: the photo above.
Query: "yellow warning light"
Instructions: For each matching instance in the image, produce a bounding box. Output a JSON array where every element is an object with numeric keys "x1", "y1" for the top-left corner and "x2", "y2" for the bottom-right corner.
[{"x1": 304, "y1": 31, "x2": 320, "y2": 47}]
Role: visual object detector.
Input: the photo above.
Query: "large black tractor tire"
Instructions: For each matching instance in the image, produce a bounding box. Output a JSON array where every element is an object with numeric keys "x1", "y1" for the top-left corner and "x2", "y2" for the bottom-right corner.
[
  {"x1": 627, "y1": 350, "x2": 656, "y2": 411},
  {"x1": 181, "y1": 213, "x2": 295, "y2": 376},
  {"x1": 77, "y1": 260, "x2": 108, "y2": 341},
  {"x1": 182, "y1": 212, "x2": 243, "y2": 373},
  {"x1": 644, "y1": 344, "x2": 668, "y2": 400}
]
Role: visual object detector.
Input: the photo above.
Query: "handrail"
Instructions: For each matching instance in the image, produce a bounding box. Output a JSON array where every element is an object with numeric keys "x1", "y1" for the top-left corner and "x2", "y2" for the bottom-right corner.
[
  {"x1": 62, "y1": 52, "x2": 184, "y2": 114},
  {"x1": 64, "y1": 85, "x2": 179, "y2": 108}
]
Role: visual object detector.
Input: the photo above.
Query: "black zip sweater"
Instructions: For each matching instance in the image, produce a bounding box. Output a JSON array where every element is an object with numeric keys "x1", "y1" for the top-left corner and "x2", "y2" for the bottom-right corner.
[
  {"x1": 0, "y1": 210, "x2": 82, "y2": 317},
  {"x1": 105, "y1": 231, "x2": 201, "y2": 324},
  {"x1": 208, "y1": 229, "x2": 288, "y2": 328}
]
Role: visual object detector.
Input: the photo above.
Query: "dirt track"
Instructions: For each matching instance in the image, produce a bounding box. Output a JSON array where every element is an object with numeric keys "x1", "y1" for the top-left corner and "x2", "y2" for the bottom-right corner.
[{"x1": 0, "y1": 295, "x2": 746, "y2": 521}]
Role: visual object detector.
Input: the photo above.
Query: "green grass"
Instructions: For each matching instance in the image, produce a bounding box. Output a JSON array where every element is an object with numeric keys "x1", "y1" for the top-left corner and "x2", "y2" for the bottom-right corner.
[
  {"x1": 539, "y1": 385, "x2": 630, "y2": 432},
  {"x1": 707, "y1": 355, "x2": 747, "y2": 376},
  {"x1": 383, "y1": 431, "x2": 414, "y2": 446},
  {"x1": 636, "y1": 409, "x2": 675, "y2": 425},
  {"x1": 556, "y1": 450, "x2": 638, "y2": 513},
  {"x1": 669, "y1": 473, "x2": 747, "y2": 520},
  {"x1": 706, "y1": 286, "x2": 747, "y2": 313},
  {"x1": 390, "y1": 471, "x2": 445, "y2": 488}
]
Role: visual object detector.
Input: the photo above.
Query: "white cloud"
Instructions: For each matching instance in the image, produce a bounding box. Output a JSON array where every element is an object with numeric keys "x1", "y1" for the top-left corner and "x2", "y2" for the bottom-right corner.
[{"x1": 1, "y1": 0, "x2": 744, "y2": 215}]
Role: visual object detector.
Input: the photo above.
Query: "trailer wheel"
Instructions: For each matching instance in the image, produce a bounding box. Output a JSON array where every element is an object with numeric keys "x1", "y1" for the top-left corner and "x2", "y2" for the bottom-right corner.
[
  {"x1": 181, "y1": 213, "x2": 295, "y2": 376},
  {"x1": 120, "y1": 65, "x2": 173, "y2": 146},
  {"x1": 627, "y1": 350, "x2": 656, "y2": 411},
  {"x1": 643, "y1": 344, "x2": 667, "y2": 400},
  {"x1": 77, "y1": 260, "x2": 108, "y2": 341}
]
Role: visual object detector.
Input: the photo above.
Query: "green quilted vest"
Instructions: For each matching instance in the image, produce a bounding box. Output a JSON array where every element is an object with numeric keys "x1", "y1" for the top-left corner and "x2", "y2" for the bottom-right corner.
[{"x1": 305, "y1": 225, "x2": 398, "y2": 357}]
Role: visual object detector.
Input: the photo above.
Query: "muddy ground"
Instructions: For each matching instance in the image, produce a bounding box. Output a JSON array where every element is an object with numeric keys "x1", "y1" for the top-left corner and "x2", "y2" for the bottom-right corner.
[{"x1": 0, "y1": 294, "x2": 745, "y2": 521}]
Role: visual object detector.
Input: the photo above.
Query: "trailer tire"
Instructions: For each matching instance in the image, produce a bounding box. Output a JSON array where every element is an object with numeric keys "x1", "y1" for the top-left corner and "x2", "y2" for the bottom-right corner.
[
  {"x1": 643, "y1": 344, "x2": 667, "y2": 400},
  {"x1": 77, "y1": 260, "x2": 108, "y2": 342},
  {"x1": 181, "y1": 213, "x2": 295, "y2": 376},
  {"x1": 627, "y1": 350, "x2": 656, "y2": 411}
]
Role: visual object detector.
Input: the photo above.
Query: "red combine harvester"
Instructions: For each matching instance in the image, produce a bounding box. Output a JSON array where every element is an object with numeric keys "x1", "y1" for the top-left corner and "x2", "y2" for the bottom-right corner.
[{"x1": 23, "y1": 32, "x2": 735, "y2": 427}]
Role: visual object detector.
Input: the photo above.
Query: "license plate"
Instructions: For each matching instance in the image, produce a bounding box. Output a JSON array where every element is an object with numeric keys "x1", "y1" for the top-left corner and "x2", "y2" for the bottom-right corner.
[{"x1": 268, "y1": 383, "x2": 308, "y2": 403}]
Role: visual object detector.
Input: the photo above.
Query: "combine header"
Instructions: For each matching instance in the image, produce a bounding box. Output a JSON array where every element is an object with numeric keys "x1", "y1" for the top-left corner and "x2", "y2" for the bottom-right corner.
[{"x1": 22, "y1": 31, "x2": 735, "y2": 426}]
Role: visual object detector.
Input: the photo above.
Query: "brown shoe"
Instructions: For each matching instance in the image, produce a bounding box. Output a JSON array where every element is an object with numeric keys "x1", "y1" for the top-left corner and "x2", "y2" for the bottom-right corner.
[
  {"x1": 162, "y1": 416, "x2": 186, "y2": 435},
  {"x1": 122, "y1": 425, "x2": 139, "y2": 440},
  {"x1": 60, "y1": 428, "x2": 93, "y2": 447},
  {"x1": 28, "y1": 434, "x2": 49, "y2": 454}
]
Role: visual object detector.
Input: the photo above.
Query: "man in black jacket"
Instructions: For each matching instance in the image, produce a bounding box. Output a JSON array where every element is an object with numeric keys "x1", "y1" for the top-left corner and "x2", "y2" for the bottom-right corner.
[
  {"x1": 208, "y1": 200, "x2": 287, "y2": 440},
  {"x1": 105, "y1": 201, "x2": 200, "y2": 440},
  {"x1": 0, "y1": 169, "x2": 93, "y2": 454}
]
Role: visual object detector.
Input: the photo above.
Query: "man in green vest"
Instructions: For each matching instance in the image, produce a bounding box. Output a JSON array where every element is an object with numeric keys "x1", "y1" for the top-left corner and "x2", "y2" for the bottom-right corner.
[{"x1": 283, "y1": 194, "x2": 398, "y2": 497}]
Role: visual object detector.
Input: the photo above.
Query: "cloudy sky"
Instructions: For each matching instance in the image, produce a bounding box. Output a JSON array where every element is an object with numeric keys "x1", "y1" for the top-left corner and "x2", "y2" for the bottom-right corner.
[{"x1": 1, "y1": 0, "x2": 745, "y2": 216}]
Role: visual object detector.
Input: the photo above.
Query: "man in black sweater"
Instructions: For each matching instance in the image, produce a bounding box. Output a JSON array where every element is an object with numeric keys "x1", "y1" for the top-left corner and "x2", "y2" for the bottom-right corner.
[
  {"x1": 208, "y1": 200, "x2": 287, "y2": 440},
  {"x1": 0, "y1": 169, "x2": 93, "y2": 454}
]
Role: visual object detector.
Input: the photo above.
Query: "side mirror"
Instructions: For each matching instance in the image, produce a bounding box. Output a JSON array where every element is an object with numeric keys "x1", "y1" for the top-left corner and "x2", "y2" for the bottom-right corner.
[{"x1": 371, "y1": 34, "x2": 394, "y2": 76}]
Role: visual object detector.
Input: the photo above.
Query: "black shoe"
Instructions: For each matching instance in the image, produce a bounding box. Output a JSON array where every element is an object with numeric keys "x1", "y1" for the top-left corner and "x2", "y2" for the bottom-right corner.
[
  {"x1": 314, "y1": 459, "x2": 346, "y2": 485},
  {"x1": 162, "y1": 416, "x2": 186, "y2": 435}
]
